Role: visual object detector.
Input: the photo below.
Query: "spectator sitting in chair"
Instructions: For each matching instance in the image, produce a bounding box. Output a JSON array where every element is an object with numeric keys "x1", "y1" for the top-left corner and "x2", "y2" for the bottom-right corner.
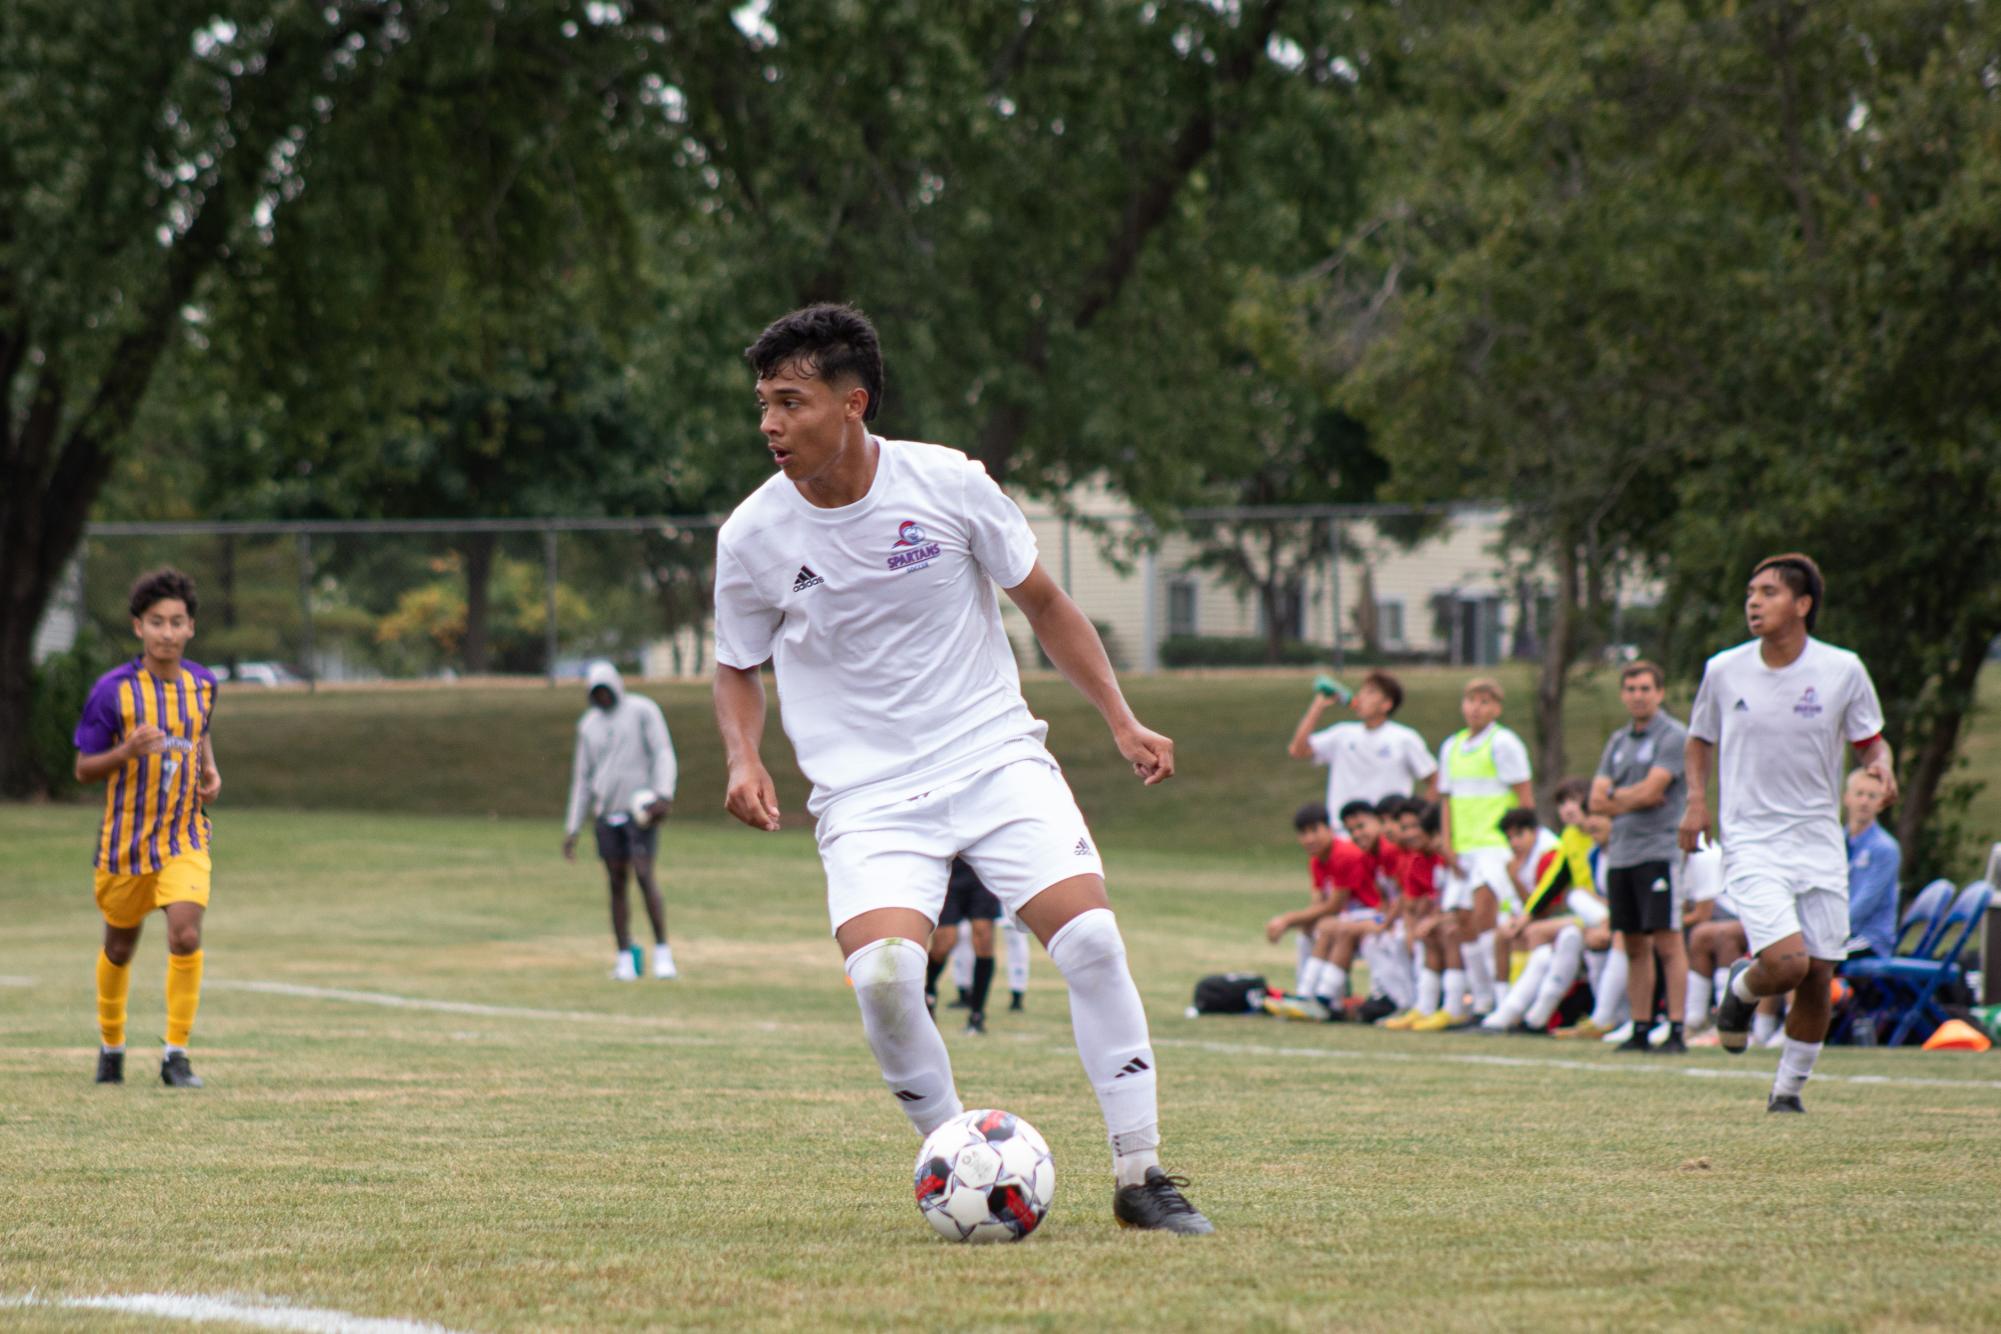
[{"x1": 1841, "y1": 768, "x2": 1901, "y2": 961}]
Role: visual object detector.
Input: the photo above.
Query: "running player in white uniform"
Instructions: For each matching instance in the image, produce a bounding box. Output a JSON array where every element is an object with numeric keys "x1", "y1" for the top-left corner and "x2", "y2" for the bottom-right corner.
[
  {"x1": 1682, "y1": 553, "x2": 1895, "y2": 1112},
  {"x1": 712, "y1": 305, "x2": 1211, "y2": 1232}
]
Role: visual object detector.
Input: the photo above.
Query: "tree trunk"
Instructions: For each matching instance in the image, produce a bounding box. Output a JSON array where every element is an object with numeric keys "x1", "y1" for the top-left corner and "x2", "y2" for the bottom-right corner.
[
  {"x1": 1895, "y1": 619, "x2": 1996, "y2": 882},
  {"x1": 0, "y1": 588, "x2": 39, "y2": 797},
  {"x1": 1355, "y1": 561, "x2": 1382, "y2": 657},
  {"x1": 1532, "y1": 542, "x2": 1581, "y2": 814},
  {"x1": 461, "y1": 534, "x2": 497, "y2": 675}
]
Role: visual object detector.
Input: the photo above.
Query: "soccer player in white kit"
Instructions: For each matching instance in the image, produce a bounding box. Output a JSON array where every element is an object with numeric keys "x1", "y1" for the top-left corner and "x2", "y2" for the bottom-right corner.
[
  {"x1": 1681, "y1": 553, "x2": 1896, "y2": 1112},
  {"x1": 711, "y1": 305, "x2": 1212, "y2": 1233}
]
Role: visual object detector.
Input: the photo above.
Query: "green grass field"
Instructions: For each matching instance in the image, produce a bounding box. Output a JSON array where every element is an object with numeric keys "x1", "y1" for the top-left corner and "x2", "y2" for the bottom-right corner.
[{"x1": 6, "y1": 670, "x2": 2001, "y2": 1330}]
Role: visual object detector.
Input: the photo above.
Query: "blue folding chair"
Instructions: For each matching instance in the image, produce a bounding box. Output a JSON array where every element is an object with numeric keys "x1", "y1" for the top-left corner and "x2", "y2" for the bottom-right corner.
[
  {"x1": 1843, "y1": 882, "x2": 1992, "y2": 1046},
  {"x1": 1836, "y1": 879, "x2": 1953, "y2": 1042}
]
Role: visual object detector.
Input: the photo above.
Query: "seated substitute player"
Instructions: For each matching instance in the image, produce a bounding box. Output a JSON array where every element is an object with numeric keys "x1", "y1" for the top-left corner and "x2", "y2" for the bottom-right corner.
[
  {"x1": 926, "y1": 857, "x2": 1002, "y2": 1034},
  {"x1": 1482, "y1": 807, "x2": 1600, "y2": 1034},
  {"x1": 73, "y1": 569, "x2": 222, "y2": 1088},
  {"x1": 1262, "y1": 803, "x2": 1375, "y2": 1018},
  {"x1": 1685, "y1": 553, "x2": 1895, "y2": 1113},
  {"x1": 563, "y1": 660, "x2": 680, "y2": 980},
  {"x1": 712, "y1": 304, "x2": 1210, "y2": 1233},
  {"x1": 1380, "y1": 800, "x2": 1448, "y2": 1028}
]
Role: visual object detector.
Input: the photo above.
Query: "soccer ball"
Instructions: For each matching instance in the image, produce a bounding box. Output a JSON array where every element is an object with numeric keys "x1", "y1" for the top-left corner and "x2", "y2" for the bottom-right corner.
[
  {"x1": 913, "y1": 1109, "x2": 1054, "y2": 1243},
  {"x1": 629, "y1": 788, "x2": 663, "y2": 827}
]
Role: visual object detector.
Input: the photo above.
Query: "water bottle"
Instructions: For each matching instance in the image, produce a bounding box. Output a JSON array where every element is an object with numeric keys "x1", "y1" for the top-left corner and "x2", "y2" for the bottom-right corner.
[{"x1": 1851, "y1": 1011, "x2": 1875, "y2": 1047}]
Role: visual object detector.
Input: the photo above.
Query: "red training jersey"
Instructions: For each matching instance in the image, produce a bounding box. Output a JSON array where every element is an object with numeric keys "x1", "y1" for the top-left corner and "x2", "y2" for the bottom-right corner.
[{"x1": 1311, "y1": 837, "x2": 1380, "y2": 908}]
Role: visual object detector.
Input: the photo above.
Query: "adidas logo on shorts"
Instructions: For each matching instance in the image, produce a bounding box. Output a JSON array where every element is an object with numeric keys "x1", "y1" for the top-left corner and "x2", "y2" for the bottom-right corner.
[
  {"x1": 1073, "y1": 837, "x2": 1092, "y2": 856},
  {"x1": 792, "y1": 565, "x2": 823, "y2": 592}
]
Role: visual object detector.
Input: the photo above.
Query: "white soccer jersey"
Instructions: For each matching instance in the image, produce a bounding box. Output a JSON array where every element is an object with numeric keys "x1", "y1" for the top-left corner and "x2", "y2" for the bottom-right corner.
[
  {"x1": 712, "y1": 438, "x2": 1050, "y2": 826},
  {"x1": 1688, "y1": 637, "x2": 1884, "y2": 890},
  {"x1": 1308, "y1": 719, "x2": 1436, "y2": 817}
]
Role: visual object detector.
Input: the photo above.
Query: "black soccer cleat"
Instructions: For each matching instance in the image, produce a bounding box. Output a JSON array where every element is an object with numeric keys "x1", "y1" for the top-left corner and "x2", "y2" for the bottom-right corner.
[
  {"x1": 1714, "y1": 959, "x2": 1756, "y2": 1055},
  {"x1": 964, "y1": 1011, "x2": 986, "y2": 1036},
  {"x1": 160, "y1": 1051, "x2": 204, "y2": 1088},
  {"x1": 1615, "y1": 1032, "x2": 1653, "y2": 1054},
  {"x1": 95, "y1": 1049, "x2": 124, "y2": 1085},
  {"x1": 1009, "y1": 991, "x2": 1024, "y2": 1013},
  {"x1": 1113, "y1": 1169, "x2": 1215, "y2": 1236},
  {"x1": 1656, "y1": 1030, "x2": 1688, "y2": 1055},
  {"x1": 1767, "y1": 1093, "x2": 1805, "y2": 1114}
]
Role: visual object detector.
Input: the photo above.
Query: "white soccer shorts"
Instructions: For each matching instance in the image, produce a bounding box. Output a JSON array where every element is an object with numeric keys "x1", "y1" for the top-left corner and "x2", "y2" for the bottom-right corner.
[
  {"x1": 1728, "y1": 872, "x2": 1850, "y2": 961},
  {"x1": 817, "y1": 756, "x2": 1104, "y2": 935},
  {"x1": 1441, "y1": 847, "x2": 1516, "y2": 913}
]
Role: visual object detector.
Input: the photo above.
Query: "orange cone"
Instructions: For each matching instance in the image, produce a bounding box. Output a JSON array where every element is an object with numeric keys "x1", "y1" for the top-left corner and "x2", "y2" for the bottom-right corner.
[{"x1": 1922, "y1": 1019, "x2": 1992, "y2": 1053}]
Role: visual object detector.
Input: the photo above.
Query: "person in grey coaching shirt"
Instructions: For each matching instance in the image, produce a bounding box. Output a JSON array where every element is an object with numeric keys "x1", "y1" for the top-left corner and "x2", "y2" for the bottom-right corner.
[
  {"x1": 563, "y1": 660, "x2": 679, "y2": 980},
  {"x1": 1590, "y1": 660, "x2": 1690, "y2": 1054}
]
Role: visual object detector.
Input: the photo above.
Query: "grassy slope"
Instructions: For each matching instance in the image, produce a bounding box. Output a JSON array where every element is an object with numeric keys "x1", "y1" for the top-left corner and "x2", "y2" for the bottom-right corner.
[{"x1": 5, "y1": 804, "x2": 2000, "y2": 1331}]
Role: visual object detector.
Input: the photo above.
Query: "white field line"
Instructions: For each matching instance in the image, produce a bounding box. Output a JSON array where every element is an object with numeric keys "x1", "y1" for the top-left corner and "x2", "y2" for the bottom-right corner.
[
  {"x1": 1151, "y1": 1034, "x2": 2001, "y2": 1091},
  {"x1": 0, "y1": 975, "x2": 35, "y2": 986},
  {"x1": 208, "y1": 979, "x2": 2001, "y2": 1091},
  {"x1": 207, "y1": 979, "x2": 712, "y2": 1038},
  {"x1": 1, "y1": 1291, "x2": 463, "y2": 1333}
]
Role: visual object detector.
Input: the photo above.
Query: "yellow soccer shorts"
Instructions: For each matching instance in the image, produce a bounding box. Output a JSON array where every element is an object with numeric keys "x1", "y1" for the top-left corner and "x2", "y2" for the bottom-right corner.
[{"x1": 94, "y1": 849, "x2": 212, "y2": 928}]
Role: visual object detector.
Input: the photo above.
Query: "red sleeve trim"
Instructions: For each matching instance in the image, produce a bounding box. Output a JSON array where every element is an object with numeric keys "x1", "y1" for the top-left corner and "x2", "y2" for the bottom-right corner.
[{"x1": 1851, "y1": 733, "x2": 1882, "y2": 754}]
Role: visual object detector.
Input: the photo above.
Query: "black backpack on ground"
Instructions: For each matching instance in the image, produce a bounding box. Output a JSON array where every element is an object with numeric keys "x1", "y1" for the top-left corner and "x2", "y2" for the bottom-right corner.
[{"x1": 1192, "y1": 972, "x2": 1270, "y2": 1015}]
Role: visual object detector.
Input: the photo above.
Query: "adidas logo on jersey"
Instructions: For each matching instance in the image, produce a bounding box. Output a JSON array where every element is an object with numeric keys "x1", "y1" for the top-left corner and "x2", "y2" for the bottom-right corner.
[
  {"x1": 1114, "y1": 1057, "x2": 1151, "y2": 1079},
  {"x1": 792, "y1": 565, "x2": 823, "y2": 592},
  {"x1": 1733, "y1": 699, "x2": 1749, "y2": 711}
]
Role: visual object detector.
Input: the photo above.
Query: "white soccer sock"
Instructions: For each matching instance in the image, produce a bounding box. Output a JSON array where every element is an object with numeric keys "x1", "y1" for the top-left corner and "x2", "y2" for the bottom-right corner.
[
  {"x1": 1752, "y1": 1010, "x2": 1781, "y2": 1046},
  {"x1": 1731, "y1": 966, "x2": 1759, "y2": 1004},
  {"x1": 1772, "y1": 1037, "x2": 1823, "y2": 1098},
  {"x1": 1297, "y1": 956, "x2": 1327, "y2": 1000},
  {"x1": 1046, "y1": 909, "x2": 1160, "y2": 1187},
  {"x1": 1489, "y1": 945, "x2": 1550, "y2": 1027},
  {"x1": 1686, "y1": 971, "x2": 1714, "y2": 1029},
  {"x1": 1590, "y1": 948, "x2": 1630, "y2": 1029},
  {"x1": 950, "y1": 930, "x2": 975, "y2": 992},
  {"x1": 1463, "y1": 931, "x2": 1497, "y2": 1010},
  {"x1": 845, "y1": 938, "x2": 962, "y2": 1137},
  {"x1": 1318, "y1": 962, "x2": 1348, "y2": 1004},
  {"x1": 1584, "y1": 948, "x2": 1607, "y2": 992},
  {"x1": 1443, "y1": 968, "x2": 1469, "y2": 1020},
  {"x1": 1295, "y1": 932, "x2": 1316, "y2": 994},
  {"x1": 1004, "y1": 918, "x2": 1031, "y2": 993},
  {"x1": 1417, "y1": 968, "x2": 1442, "y2": 1016},
  {"x1": 1369, "y1": 932, "x2": 1417, "y2": 1009},
  {"x1": 1526, "y1": 927, "x2": 1585, "y2": 1029}
]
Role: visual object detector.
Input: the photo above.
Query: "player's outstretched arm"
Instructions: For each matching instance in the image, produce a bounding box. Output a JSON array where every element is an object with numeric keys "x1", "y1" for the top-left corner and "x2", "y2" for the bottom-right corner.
[
  {"x1": 73, "y1": 725, "x2": 163, "y2": 785},
  {"x1": 1678, "y1": 736, "x2": 1715, "y2": 852},
  {"x1": 1004, "y1": 562, "x2": 1173, "y2": 785},
  {"x1": 714, "y1": 664, "x2": 781, "y2": 831}
]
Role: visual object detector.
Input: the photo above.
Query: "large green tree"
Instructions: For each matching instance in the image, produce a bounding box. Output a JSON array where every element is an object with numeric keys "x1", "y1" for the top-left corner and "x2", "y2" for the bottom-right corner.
[{"x1": 0, "y1": 0, "x2": 676, "y2": 793}]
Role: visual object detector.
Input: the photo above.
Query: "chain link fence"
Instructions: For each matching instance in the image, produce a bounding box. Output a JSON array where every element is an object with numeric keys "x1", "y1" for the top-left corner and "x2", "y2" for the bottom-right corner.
[{"x1": 48, "y1": 504, "x2": 1656, "y2": 684}]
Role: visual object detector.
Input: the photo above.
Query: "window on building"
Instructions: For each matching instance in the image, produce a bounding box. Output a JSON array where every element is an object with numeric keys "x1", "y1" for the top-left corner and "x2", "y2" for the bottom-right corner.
[
  {"x1": 1375, "y1": 599, "x2": 1406, "y2": 646},
  {"x1": 1167, "y1": 578, "x2": 1198, "y2": 638}
]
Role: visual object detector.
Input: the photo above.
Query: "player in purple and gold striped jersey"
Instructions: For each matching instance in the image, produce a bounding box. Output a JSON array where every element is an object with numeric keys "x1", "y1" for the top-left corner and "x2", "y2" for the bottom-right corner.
[{"x1": 72, "y1": 568, "x2": 222, "y2": 1089}]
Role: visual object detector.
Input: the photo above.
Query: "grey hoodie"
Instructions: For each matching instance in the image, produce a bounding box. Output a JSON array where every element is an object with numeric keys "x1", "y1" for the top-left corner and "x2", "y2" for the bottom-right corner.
[{"x1": 564, "y1": 661, "x2": 677, "y2": 836}]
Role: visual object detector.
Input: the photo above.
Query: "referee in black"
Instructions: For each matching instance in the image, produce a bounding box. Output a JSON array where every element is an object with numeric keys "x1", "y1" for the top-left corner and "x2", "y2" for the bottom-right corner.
[{"x1": 925, "y1": 858, "x2": 1004, "y2": 1034}]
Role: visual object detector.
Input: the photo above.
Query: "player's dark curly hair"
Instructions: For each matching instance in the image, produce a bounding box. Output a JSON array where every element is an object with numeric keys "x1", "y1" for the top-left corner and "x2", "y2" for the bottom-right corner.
[
  {"x1": 129, "y1": 567, "x2": 198, "y2": 619},
  {"x1": 744, "y1": 303, "x2": 884, "y2": 422},
  {"x1": 1293, "y1": 802, "x2": 1331, "y2": 831}
]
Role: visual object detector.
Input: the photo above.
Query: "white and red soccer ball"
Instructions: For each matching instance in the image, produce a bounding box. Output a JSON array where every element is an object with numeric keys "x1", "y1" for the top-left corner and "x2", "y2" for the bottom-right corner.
[{"x1": 913, "y1": 1108, "x2": 1054, "y2": 1243}]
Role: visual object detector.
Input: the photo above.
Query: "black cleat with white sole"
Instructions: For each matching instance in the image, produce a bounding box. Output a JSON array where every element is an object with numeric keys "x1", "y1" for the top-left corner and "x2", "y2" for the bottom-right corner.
[
  {"x1": 1767, "y1": 1093, "x2": 1805, "y2": 1114},
  {"x1": 1113, "y1": 1168, "x2": 1215, "y2": 1236},
  {"x1": 1714, "y1": 959, "x2": 1756, "y2": 1055},
  {"x1": 160, "y1": 1051, "x2": 204, "y2": 1088},
  {"x1": 95, "y1": 1049, "x2": 124, "y2": 1084}
]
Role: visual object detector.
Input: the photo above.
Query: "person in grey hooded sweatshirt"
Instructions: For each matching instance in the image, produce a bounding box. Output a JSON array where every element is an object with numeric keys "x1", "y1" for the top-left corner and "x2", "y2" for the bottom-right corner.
[{"x1": 563, "y1": 661, "x2": 679, "y2": 979}]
